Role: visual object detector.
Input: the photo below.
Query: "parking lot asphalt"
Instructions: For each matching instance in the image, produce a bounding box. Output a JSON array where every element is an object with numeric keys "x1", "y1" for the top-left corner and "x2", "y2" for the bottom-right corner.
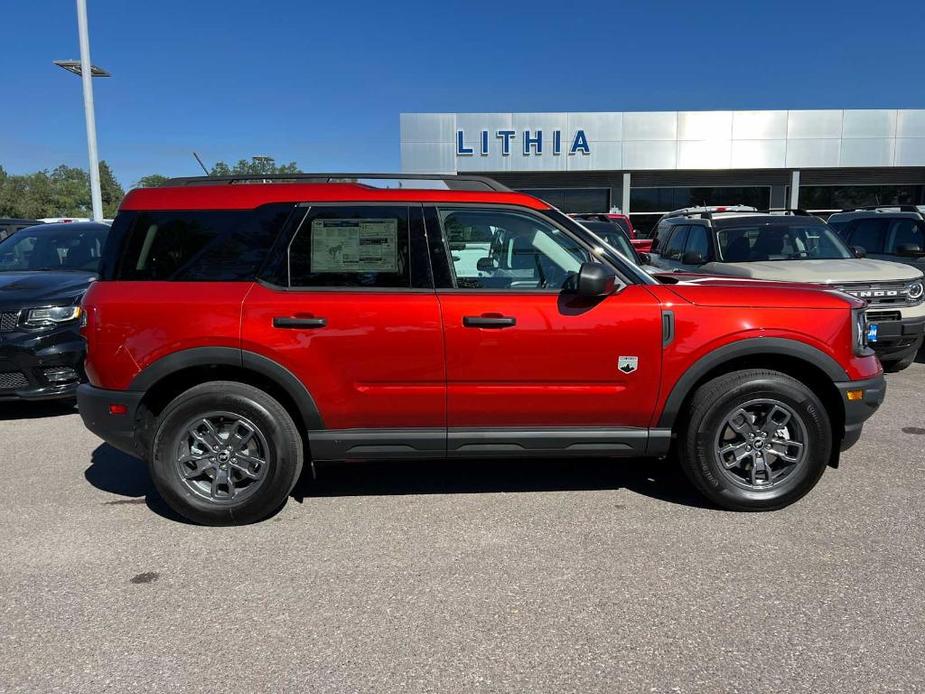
[{"x1": 1, "y1": 362, "x2": 924, "y2": 693}]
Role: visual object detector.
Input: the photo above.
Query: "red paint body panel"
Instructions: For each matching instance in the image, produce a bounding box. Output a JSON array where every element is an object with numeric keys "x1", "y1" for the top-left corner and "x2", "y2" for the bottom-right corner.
[
  {"x1": 241, "y1": 284, "x2": 445, "y2": 429},
  {"x1": 437, "y1": 285, "x2": 663, "y2": 427},
  {"x1": 631, "y1": 239, "x2": 653, "y2": 253},
  {"x1": 83, "y1": 281, "x2": 250, "y2": 389},
  {"x1": 120, "y1": 184, "x2": 550, "y2": 212},
  {"x1": 646, "y1": 284, "x2": 880, "y2": 427}
]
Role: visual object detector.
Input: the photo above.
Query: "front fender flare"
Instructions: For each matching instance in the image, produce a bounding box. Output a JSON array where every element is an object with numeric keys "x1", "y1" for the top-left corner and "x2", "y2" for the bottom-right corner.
[{"x1": 657, "y1": 337, "x2": 848, "y2": 429}]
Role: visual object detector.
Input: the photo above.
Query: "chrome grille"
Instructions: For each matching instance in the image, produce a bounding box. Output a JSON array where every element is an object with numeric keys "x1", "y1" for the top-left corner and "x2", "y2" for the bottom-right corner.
[
  {"x1": 836, "y1": 282, "x2": 910, "y2": 306},
  {"x1": 0, "y1": 311, "x2": 19, "y2": 332},
  {"x1": 0, "y1": 372, "x2": 28, "y2": 391}
]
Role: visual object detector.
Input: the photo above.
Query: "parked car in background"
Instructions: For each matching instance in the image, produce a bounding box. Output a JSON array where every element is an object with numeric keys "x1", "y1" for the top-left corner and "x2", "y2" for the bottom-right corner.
[
  {"x1": 570, "y1": 212, "x2": 636, "y2": 237},
  {"x1": 0, "y1": 222, "x2": 109, "y2": 400},
  {"x1": 0, "y1": 218, "x2": 43, "y2": 242},
  {"x1": 569, "y1": 212, "x2": 652, "y2": 252},
  {"x1": 78, "y1": 174, "x2": 883, "y2": 525},
  {"x1": 576, "y1": 220, "x2": 659, "y2": 272},
  {"x1": 827, "y1": 206, "x2": 925, "y2": 273},
  {"x1": 649, "y1": 208, "x2": 925, "y2": 371}
]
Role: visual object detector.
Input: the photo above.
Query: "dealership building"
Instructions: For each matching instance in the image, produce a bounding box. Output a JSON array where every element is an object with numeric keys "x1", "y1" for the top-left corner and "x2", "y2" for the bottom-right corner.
[{"x1": 400, "y1": 109, "x2": 925, "y2": 232}]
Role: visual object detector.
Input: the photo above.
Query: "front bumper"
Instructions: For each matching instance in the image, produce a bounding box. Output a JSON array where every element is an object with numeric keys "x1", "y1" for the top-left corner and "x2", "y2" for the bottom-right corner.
[
  {"x1": 866, "y1": 310, "x2": 925, "y2": 361},
  {"x1": 0, "y1": 325, "x2": 85, "y2": 401},
  {"x1": 77, "y1": 384, "x2": 145, "y2": 457},
  {"x1": 835, "y1": 374, "x2": 886, "y2": 451}
]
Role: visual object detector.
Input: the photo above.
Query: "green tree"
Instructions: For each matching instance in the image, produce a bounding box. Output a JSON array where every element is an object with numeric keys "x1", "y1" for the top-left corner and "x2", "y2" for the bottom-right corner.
[
  {"x1": 134, "y1": 173, "x2": 170, "y2": 188},
  {"x1": 0, "y1": 161, "x2": 124, "y2": 218},
  {"x1": 210, "y1": 156, "x2": 299, "y2": 177}
]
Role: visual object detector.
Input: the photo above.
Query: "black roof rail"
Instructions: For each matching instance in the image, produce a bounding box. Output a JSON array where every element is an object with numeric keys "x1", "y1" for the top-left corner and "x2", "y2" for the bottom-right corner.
[
  {"x1": 162, "y1": 173, "x2": 512, "y2": 192},
  {"x1": 851, "y1": 204, "x2": 923, "y2": 214},
  {"x1": 760, "y1": 208, "x2": 812, "y2": 216}
]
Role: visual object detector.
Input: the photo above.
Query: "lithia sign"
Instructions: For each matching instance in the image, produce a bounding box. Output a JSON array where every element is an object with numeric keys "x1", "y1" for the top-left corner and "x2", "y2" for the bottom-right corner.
[{"x1": 456, "y1": 129, "x2": 591, "y2": 157}]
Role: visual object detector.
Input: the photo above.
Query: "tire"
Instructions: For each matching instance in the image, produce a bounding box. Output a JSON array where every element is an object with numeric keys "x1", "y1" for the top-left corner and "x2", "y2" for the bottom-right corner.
[
  {"x1": 880, "y1": 337, "x2": 923, "y2": 373},
  {"x1": 678, "y1": 369, "x2": 832, "y2": 512},
  {"x1": 150, "y1": 381, "x2": 303, "y2": 525}
]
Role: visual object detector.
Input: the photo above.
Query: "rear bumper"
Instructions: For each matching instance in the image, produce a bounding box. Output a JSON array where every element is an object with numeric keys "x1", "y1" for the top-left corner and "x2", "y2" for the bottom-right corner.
[
  {"x1": 77, "y1": 384, "x2": 144, "y2": 457},
  {"x1": 835, "y1": 374, "x2": 886, "y2": 451}
]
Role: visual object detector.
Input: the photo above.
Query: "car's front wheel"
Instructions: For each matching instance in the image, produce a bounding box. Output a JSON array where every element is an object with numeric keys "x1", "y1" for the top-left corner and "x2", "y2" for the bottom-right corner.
[
  {"x1": 679, "y1": 369, "x2": 832, "y2": 511},
  {"x1": 149, "y1": 381, "x2": 303, "y2": 525}
]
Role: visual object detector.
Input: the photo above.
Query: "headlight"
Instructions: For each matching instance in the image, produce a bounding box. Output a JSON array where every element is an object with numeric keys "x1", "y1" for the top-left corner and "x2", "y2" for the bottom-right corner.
[
  {"x1": 907, "y1": 280, "x2": 924, "y2": 303},
  {"x1": 24, "y1": 306, "x2": 82, "y2": 327},
  {"x1": 852, "y1": 308, "x2": 874, "y2": 356}
]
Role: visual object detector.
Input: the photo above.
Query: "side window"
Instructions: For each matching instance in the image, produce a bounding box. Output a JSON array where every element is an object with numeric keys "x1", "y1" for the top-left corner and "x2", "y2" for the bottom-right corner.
[
  {"x1": 662, "y1": 225, "x2": 690, "y2": 261},
  {"x1": 684, "y1": 225, "x2": 710, "y2": 262},
  {"x1": 112, "y1": 204, "x2": 292, "y2": 281},
  {"x1": 288, "y1": 206, "x2": 411, "y2": 288},
  {"x1": 438, "y1": 208, "x2": 590, "y2": 290},
  {"x1": 886, "y1": 219, "x2": 925, "y2": 253},
  {"x1": 847, "y1": 219, "x2": 887, "y2": 254},
  {"x1": 651, "y1": 220, "x2": 671, "y2": 251}
]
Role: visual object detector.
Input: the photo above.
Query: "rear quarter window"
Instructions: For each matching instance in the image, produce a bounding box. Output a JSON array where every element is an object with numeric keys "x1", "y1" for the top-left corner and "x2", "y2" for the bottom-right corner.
[{"x1": 103, "y1": 204, "x2": 293, "y2": 281}]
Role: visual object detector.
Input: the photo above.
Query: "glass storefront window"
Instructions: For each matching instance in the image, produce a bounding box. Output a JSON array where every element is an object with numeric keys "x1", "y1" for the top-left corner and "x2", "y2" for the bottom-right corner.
[
  {"x1": 786, "y1": 185, "x2": 925, "y2": 212},
  {"x1": 517, "y1": 188, "x2": 610, "y2": 213},
  {"x1": 630, "y1": 186, "x2": 771, "y2": 213}
]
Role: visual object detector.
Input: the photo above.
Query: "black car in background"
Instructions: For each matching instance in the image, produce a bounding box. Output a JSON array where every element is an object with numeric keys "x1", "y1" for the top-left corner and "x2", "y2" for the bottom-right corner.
[
  {"x1": 0, "y1": 222, "x2": 109, "y2": 401},
  {"x1": 827, "y1": 206, "x2": 925, "y2": 273},
  {"x1": 0, "y1": 218, "x2": 43, "y2": 242}
]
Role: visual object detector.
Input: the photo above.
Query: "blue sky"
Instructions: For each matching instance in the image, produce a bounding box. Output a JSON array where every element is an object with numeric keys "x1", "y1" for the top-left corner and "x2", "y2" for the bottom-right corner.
[{"x1": 3, "y1": 0, "x2": 924, "y2": 187}]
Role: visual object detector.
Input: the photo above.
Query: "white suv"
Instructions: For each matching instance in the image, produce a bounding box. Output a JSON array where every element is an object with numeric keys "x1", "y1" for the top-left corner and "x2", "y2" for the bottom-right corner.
[{"x1": 650, "y1": 209, "x2": 925, "y2": 371}]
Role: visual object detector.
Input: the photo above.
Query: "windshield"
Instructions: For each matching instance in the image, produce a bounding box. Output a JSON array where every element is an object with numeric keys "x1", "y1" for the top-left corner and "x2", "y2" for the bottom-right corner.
[
  {"x1": 0, "y1": 226, "x2": 108, "y2": 272},
  {"x1": 717, "y1": 221, "x2": 852, "y2": 262}
]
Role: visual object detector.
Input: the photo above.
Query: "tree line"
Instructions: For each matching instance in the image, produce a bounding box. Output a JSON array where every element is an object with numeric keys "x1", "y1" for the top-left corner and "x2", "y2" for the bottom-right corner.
[{"x1": 0, "y1": 157, "x2": 299, "y2": 219}]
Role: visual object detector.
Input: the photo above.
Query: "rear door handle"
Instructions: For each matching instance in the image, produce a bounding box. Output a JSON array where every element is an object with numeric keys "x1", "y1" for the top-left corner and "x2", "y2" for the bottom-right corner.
[
  {"x1": 463, "y1": 315, "x2": 516, "y2": 328},
  {"x1": 273, "y1": 316, "x2": 327, "y2": 329}
]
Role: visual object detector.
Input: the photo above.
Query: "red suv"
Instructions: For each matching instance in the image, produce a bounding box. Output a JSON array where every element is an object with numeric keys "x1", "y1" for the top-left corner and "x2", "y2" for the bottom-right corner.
[{"x1": 77, "y1": 174, "x2": 885, "y2": 525}]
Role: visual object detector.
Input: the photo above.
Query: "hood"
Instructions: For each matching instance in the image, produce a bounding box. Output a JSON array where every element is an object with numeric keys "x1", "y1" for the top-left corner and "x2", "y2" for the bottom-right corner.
[
  {"x1": 702, "y1": 258, "x2": 923, "y2": 284},
  {"x1": 0, "y1": 271, "x2": 95, "y2": 310},
  {"x1": 663, "y1": 279, "x2": 863, "y2": 310}
]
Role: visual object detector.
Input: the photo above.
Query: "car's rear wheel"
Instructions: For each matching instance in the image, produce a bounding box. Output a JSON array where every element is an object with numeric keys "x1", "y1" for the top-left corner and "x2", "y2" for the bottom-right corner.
[
  {"x1": 150, "y1": 381, "x2": 303, "y2": 525},
  {"x1": 679, "y1": 369, "x2": 831, "y2": 511}
]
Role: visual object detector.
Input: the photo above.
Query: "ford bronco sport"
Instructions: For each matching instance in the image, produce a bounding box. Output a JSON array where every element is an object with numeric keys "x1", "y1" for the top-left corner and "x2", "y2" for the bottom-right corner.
[
  {"x1": 77, "y1": 174, "x2": 885, "y2": 525},
  {"x1": 649, "y1": 208, "x2": 925, "y2": 372}
]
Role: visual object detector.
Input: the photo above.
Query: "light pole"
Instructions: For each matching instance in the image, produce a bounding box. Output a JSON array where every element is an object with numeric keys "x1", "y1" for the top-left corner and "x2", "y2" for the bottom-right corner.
[{"x1": 54, "y1": 0, "x2": 109, "y2": 222}]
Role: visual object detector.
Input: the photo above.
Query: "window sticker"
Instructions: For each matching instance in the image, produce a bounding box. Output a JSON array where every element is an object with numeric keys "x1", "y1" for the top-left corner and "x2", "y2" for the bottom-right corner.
[{"x1": 310, "y1": 219, "x2": 398, "y2": 273}]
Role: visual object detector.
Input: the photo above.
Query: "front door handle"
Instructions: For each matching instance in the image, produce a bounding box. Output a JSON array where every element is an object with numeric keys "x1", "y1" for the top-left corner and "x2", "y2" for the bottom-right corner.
[
  {"x1": 273, "y1": 316, "x2": 327, "y2": 329},
  {"x1": 463, "y1": 315, "x2": 516, "y2": 328}
]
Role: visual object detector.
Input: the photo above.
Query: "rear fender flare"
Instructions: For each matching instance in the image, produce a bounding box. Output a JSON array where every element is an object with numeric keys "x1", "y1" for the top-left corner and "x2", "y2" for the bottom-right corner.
[{"x1": 129, "y1": 347, "x2": 324, "y2": 430}]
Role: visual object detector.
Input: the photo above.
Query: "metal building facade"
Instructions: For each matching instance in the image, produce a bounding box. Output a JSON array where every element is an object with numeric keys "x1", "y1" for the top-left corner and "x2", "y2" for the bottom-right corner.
[{"x1": 400, "y1": 110, "x2": 925, "y2": 230}]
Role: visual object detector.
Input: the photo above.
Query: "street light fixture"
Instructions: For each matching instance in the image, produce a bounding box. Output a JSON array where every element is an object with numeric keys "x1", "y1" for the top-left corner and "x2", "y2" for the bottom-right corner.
[
  {"x1": 52, "y1": 60, "x2": 111, "y2": 78},
  {"x1": 53, "y1": 0, "x2": 109, "y2": 222}
]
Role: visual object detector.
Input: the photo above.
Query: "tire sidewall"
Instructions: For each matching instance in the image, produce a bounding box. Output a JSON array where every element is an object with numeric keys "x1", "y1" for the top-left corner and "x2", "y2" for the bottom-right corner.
[
  {"x1": 690, "y1": 376, "x2": 831, "y2": 510},
  {"x1": 151, "y1": 388, "x2": 301, "y2": 525}
]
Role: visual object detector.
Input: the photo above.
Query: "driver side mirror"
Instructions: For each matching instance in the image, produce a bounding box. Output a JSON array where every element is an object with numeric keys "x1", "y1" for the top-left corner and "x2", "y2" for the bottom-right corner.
[
  {"x1": 574, "y1": 262, "x2": 617, "y2": 298},
  {"x1": 896, "y1": 243, "x2": 925, "y2": 257},
  {"x1": 681, "y1": 250, "x2": 707, "y2": 265},
  {"x1": 476, "y1": 257, "x2": 495, "y2": 272},
  {"x1": 851, "y1": 245, "x2": 867, "y2": 258}
]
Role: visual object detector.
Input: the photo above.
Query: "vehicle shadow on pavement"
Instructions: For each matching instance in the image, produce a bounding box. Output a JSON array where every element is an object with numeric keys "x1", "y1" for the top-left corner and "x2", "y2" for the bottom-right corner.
[
  {"x1": 295, "y1": 457, "x2": 712, "y2": 510},
  {"x1": 0, "y1": 400, "x2": 77, "y2": 420},
  {"x1": 84, "y1": 444, "x2": 192, "y2": 524},
  {"x1": 83, "y1": 445, "x2": 712, "y2": 523}
]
